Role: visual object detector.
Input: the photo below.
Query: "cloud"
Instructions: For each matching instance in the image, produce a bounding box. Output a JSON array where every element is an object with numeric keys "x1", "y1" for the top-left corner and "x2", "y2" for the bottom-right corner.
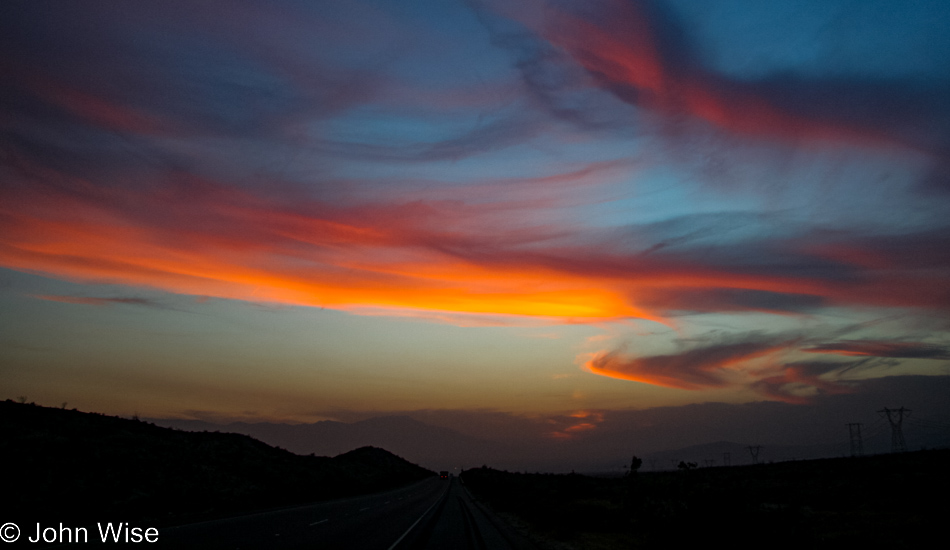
[
  {"x1": 584, "y1": 334, "x2": 797, "y2": 390},
  {"x1": 636, "y1": 287, "x2": 826, "y2": 315},
  {"x1": 1, "y1": 165, "x2": 658, "y2": 323},
  {"x1": 547, "y1": 410, "x2": 605, "y2": 439},
  {"x1": 750, "y1": 359, "x2": 864, "y2": 404},
  {"x1": 0, "y1": 0, "x2": 544, "y2": 174},
  {"x1": 31, "y1": 294, "x2": 161, "y2": 308},
  {"x1": 805, "y1": 340, "x2": 950, "y2": 360},
  {"x1": 582, "y1": 324, "x2": 950, "y2": 402},
  {"x1": 3, "y1": 164, "x2": 950, "y2": 326},
  {"x1": 481, "y1": 0, "x2": 950, "y2": 157},
  {"x1": 2, "y1": 0, "x2": 949, "y2": 329},
  {"x1": 308, "y1": 112, "x2": 546, "y2": 163}
]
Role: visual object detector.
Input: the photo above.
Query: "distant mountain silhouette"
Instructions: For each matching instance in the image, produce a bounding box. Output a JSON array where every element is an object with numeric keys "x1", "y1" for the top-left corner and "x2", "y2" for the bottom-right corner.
[
  {"x1": 154, "y1": 416, "x2": 865, "y2": 474},
  {"x1": 151, "y1": 375, "x2": 950, "y2": 473},
  {"x1": 2, "y1": 401, "x2": 433, "y2": 526},
  {"x1": 155, "y1": 415, "x2": 517, "y2": 471}
]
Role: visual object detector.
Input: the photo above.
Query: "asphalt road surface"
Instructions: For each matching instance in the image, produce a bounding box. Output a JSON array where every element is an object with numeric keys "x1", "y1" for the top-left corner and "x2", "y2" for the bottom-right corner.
[{"x1": 148, "y1": 476, "x2": 534, "y2": 549}]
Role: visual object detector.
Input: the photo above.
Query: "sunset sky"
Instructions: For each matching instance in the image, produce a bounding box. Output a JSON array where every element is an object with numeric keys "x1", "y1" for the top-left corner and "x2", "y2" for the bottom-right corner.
[{"x1": 2, "y1": 0, "x2": 949, "y2": 441}]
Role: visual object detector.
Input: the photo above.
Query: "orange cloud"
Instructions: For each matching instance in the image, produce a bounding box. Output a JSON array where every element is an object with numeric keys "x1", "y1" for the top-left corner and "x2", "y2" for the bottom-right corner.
[
  {"x1": 581, "y1": 333, "x2": 931, "y2": 403},
  {"x1": 3, "y1": 166, "x2": 950, "y2": 327},
  {"x1": 0, "y1": 170, "x2": 662, "y2": 324},
  {"x1": 584, "y1": 339, "x2": 793, "y2": 390},
  {"x1": 547, "y1": 410, "x2": 605, "y2": 439}
]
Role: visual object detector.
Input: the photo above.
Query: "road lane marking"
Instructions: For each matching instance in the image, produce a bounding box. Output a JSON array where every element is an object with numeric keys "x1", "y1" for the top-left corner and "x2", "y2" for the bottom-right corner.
[
  {"x1": 309, "y1": 519, "x2": 328, "y2": 526},
  {"x1": 387, "y1": 483, "x2": 449, "y2": 550},
  {"x1": 359, "y1": 507, "x2": 370, "y2": 512}
]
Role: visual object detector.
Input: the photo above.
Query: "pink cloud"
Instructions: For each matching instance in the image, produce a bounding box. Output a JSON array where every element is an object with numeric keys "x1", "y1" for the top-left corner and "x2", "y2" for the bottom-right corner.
[{"x1": 584, "y1": 338, "x2": 794, "y2": 390}]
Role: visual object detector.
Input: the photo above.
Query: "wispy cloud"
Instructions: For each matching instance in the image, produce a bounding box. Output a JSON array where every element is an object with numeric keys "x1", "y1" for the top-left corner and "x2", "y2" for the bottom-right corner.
[
  {"x1": 3, "y1": 168, "x2": 950, "y2": 324},
  {"x1": 3, "y1": 0, "x2": 948, "y2": 327},
  {"x1": 2, "y1": 0, "x2": 949, "y2": 413},
  {"x1": 480, "y1": 0, "x2": 950, "y2": 157},
  {"x1": 583, "y1": 328, "x2": 950, "y2": 402},
  {"x1": 547, "y1": 409, "x2": 605, "y2": 439},
  {"x1": 584, "y1": 334, "x2": 797, "y2": 390},
  {"x1": 31, "y1": 294, "x2": 162, "y2": 308},
  {"x1": 805, "y1": 340, "x2": 950, "y2": 360}
]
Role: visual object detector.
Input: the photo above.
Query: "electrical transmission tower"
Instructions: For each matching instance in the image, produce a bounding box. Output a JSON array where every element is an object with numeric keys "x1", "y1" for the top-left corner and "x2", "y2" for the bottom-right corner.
[
  {"x1": 747, "y1": 445, "x2": 762, "y2": 464},
  {"x1": 722, "y1": 452, "x2": 731, "y2": 467},
  {"x1": 878, "y1": 407, "x2": 911, "y2": 453},
  {"x1": 847, "y1": 423, "x2": 864, "y2": 457}
]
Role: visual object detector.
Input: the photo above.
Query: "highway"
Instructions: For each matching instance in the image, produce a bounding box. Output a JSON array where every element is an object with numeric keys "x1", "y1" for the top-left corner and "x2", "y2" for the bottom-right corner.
[{"x1": 152, "y1": 476, "x2": 534, "y2": 549}]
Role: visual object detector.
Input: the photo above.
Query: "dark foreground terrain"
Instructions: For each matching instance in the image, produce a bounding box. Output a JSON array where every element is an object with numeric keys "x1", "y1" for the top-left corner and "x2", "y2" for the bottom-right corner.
[
  {"x1": 2, "y1": 401, "x2": 540, "y2": 548},
  {"x1": 1, "y1": 400, "x2": 432, "y2": 527},
  {"x1": 462, "y1": 449, "x2": 950, "y2": 549}
]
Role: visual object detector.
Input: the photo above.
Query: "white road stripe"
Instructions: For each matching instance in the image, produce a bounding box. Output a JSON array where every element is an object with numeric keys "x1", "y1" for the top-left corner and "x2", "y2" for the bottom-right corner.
[{"x1": 387, "y1": 483, "x2": 449, "y2": 550}]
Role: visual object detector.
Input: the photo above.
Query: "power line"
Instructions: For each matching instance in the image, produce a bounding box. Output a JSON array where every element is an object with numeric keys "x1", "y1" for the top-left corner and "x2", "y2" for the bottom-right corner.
[
  {"x1": 863, "y1": 417, "x2": 890, "y2": 443},
  {"x1": 847, "y1": 423, "x2": 864, "y2": 457},
  {"x1": 878, "y1": 407, "x2": 911, "y2": 453},
  {"x1": 904, "y1": 415, "x2": 950, "y2": 448},
  {"x1": 747, "y1": 445, "x2": 762, "y2": 464}
]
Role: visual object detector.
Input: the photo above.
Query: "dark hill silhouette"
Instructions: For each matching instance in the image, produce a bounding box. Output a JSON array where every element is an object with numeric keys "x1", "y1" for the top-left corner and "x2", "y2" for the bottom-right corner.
[
  {"x1": 155, "y1": 414, "x2": 515, "y2": 470},
  {"x1": 1, "y1": 400, "x2": 433, "y2": 526}
]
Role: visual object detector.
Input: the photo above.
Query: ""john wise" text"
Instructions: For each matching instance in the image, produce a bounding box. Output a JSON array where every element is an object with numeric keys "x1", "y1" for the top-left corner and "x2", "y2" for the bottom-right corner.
[{"x1": 28, "y1": 522, "x2": 158, "y2": 544}]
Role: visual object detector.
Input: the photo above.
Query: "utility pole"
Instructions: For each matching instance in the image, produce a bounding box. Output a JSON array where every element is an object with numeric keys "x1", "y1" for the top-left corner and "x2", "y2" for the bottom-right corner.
[
  {"x1": 847, "y1": 423, "x2": 864, "y2": 457},
  {"x1": 747, "y1": 445, "x2": 762, "y2": 464},
  {"x1": 722, "y1": 452, "x2": 731, "y2": 467},
  {"x1": 878, "y1": 407, "x2": 911, "y2": 453}
]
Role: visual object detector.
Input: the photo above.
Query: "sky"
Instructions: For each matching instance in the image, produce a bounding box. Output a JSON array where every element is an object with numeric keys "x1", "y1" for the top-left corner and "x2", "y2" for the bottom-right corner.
[{"x1": 2, "y1": 0, "x2": 950, "y2": 450}]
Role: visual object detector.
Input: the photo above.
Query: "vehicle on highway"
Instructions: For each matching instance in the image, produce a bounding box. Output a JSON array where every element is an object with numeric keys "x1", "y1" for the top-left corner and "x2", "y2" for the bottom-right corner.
[{"x1": 439, "y1": 471, "x2": 449, "y2": 479}]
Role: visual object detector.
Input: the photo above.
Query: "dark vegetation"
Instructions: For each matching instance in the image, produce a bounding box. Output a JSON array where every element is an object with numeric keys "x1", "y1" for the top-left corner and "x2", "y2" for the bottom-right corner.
[
  {"x1": 462, "y1": 449, "x2": 950, "y2": 549},
  {"x1": 1, "y1": 400, "x2": 433, "y2": 526}
]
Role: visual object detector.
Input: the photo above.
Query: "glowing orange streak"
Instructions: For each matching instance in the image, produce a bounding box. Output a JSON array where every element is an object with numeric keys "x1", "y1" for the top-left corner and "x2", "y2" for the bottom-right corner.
[
  {"x1": 565, "y1": 422, "x2": 597, "y2": 433},
  {"x1": 0, "y1": 213, "x2": 656, "y2": 322},
  {"x1": 584, "y1": 362, "x2": 692, "y2": 389},
  {"x1": 3, "y1": 173, "x2": 942, "y2": 325},
  {"x1": 584, "y1": 344, "x2": 789, "y2": 390},
  {"x1": 0, "y1": 203, "x2": 925, "y2": 324}
]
